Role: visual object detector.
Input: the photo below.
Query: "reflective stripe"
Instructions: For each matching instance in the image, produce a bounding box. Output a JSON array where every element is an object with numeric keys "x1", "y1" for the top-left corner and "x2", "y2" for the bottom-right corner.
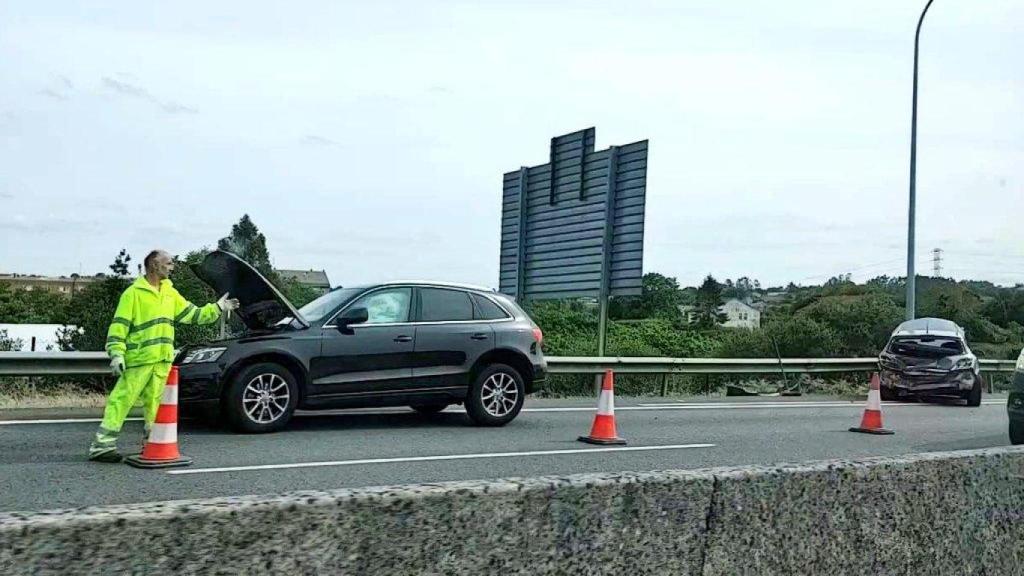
[
  {"x1": 134, "y1": 318, "x2": 173, "y2": 331},
  {"x1": 98, "y1": 426, "x2": 119, "y2": 437},
  {"x1": 111, "y1": 318, "x2": 131, "y2": 328},
  {"x1": 147, "y1": 423, "x2": 177, "y2": 444},
  {"x1": 126, "y1": 338, "x2": 175, "y2": 351},
  {"x1": 188, "y1": 307, "x2": 201, "y2": 324},
  {"x1": 93, "y1": 437, "x2": 116, "y2": 446},
  {"x1": 175, "y1": 305, "x2": 196, "y2": 322},
  {"x1": 106, "y1": 336, "x2": 125, "y2": 344},
  {"x1": 161, "y1": 384, "x2": 178, "y2": 405}
]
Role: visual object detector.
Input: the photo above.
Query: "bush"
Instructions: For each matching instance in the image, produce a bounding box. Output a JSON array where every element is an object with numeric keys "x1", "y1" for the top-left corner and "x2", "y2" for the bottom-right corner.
[{"x1": 714, "y1": 317, "x2": 841, "y2": 358}]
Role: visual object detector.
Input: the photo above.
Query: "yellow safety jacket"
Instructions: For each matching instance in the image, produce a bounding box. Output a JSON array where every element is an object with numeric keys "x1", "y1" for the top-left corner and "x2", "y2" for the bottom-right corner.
[{"x1": 105, "y1": 277, "x2": 221, "y2": 368}]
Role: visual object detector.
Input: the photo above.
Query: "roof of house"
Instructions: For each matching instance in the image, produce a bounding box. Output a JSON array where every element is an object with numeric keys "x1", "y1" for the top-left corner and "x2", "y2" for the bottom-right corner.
[
  {"x1": 276, "y1": 269, "x2": 331, "y2": 287},
  {"x1": 722, "y1": 298, "x2": 757, "y2": 311}
]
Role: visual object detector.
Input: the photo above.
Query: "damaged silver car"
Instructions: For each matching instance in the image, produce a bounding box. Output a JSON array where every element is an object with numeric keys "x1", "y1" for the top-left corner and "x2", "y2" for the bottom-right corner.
[{"x1": 878, "y1": 318, "x2": 983, "y2": 406}]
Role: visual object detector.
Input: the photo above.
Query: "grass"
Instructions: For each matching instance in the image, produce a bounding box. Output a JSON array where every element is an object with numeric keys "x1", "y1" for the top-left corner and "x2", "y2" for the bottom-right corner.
[{"x1": 0, "y1": 379, "x2": 107, "y2": 409}]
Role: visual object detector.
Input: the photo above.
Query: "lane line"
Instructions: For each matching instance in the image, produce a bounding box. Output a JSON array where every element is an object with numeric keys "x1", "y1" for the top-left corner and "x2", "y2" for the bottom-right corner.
[
  {"x1": 0, "y1": 417, "x2": 143, "y2": 426},
  {"x1": 166, "y1": 443, "x2": 716, "y2": 475},
  {"x1": 0, "y1": 399, "x2": 1005, "y2": 425}
]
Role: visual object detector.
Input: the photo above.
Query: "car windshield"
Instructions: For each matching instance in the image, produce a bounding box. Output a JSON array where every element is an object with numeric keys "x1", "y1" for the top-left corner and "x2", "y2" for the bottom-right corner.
[
  {"x1": 291, "y1": 287, "x2": 365, "y2": 323},
  {"x1": 889, "y1": 336, "x2": 964, "y2": 358}
]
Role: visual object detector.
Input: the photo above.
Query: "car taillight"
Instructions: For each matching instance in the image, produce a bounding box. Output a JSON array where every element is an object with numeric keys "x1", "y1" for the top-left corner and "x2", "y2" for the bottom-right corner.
[{"x1": 532, "y1": 327, "x2": 543, "y2": 346}]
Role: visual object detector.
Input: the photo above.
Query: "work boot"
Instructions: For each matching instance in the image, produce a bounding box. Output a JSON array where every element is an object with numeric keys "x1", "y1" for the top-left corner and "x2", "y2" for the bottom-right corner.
[{"x1": 88, "y1": 447, "x2": 124, "y2": 463}]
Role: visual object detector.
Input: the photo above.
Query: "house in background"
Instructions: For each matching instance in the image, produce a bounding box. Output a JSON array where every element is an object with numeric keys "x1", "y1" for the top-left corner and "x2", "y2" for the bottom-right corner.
[
  {"x1": 276, "y1": 269, "x2": 331, "y2": 295},
  {"x1": 0, "y1": 274, "x2": 98, "y2": 297},
  {"x1": 678, "y1": 298, "x2": 761, "y2": 329},
  {"x1": 720, "y1": 298, "x2": 760, "y2": 329}
]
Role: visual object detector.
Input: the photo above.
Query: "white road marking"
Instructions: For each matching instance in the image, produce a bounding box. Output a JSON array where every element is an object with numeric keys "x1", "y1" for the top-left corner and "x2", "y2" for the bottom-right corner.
[
  {"x1": 0, "y1": 398, "x2": 1005, "y2": 425},
  {"x1": 166, "y1": 443, "x2": 716, "y2": 475},
  {"x1": 0, "y1": 417, "x2": 143, "y2": 426}
]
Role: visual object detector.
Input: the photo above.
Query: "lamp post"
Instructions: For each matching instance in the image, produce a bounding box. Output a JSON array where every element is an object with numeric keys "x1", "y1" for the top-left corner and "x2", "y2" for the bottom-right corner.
[{"x1": 906, "y1": 0, "x2": 936, "y2": 320}]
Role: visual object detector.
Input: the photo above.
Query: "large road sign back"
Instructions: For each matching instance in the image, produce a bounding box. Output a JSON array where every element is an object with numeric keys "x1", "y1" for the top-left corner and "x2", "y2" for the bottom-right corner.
[{"x1": 499, "y1": 128, "x2": 648, "y2": 301}]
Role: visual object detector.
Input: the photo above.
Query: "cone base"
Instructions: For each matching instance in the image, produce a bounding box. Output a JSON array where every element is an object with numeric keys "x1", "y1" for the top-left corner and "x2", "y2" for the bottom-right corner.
[
  {"x1": 848, "y1": 427, "x2": 894, "y2": 435},
  {"x1": 124, "y1": 453, "x2": 193, "y2": 469},
  {"x1": 578, "y1": 435, "x2": 626, "y2": 445}
]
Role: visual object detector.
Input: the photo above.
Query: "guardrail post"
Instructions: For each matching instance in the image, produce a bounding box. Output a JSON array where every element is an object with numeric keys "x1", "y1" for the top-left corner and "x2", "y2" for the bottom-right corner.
[{"x1": 660, "y1": 374, "x2": 669, "y2": 397}]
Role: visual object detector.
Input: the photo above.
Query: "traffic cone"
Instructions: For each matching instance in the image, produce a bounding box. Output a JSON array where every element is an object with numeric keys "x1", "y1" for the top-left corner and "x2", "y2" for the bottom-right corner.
[
  {"x1": 125, "y1": 366, "x2": 194, "y2": 468},
  {"x1": 849, "y1": 372, "x2": 894, "y2": 435},
  {"x1": 578, "y1": 370, "x2": 626, "y2": 445}
]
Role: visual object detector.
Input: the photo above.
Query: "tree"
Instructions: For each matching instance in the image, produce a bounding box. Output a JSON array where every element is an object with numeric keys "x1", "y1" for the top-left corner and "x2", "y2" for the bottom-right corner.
[
  {"x1": 797, "y1": 293, "x2": 904, "y2": 356},
  {"x1": 218, "y1": 215, "x2": 277, "y2": 281},
  {"x1": 109, "y1": 248, "x2": 132, "y2": 278},
  {"x1": 0, "y1": 282, "x2": 69, "y2": 324},
  {"x1": 693, "y1": 275, "x2": 727, "y2": 328},
  {"x1": 609, "y1": 273, "x2": 683, "y2": 321}
]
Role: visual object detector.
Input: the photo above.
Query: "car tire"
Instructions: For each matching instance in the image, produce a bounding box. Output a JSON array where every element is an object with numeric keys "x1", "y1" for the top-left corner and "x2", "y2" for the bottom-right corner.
[
  {"x1": 1011, "y1": 421, "x2": 1024, "y2": 446},
  {"x1": 224, "y1": 362, "x2": 298, "y2": 433},
  {"x1": 465, "y1": 363, "x2": 526, "y2": 427},
  {"x1": 411, "y1": 403, "x2": 448, "y2": 415},
  {"x1": 965, "y1": 376, "x2": 982, "y2": 407}
]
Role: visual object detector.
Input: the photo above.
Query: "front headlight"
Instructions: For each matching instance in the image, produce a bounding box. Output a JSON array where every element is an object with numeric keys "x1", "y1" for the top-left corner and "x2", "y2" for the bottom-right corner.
[{"x1": 181, "y1": 347, "x2": 226, "y2": 364}]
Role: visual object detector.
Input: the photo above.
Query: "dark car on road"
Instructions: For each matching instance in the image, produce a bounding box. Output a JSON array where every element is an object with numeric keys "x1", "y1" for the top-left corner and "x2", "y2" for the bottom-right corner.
[
  {"x1": 176, "y1": 251, "x2": 547, "y2": 432},
  {"x1": 1008, "y1": 347, "x2": 1024, "y2": 445},
  {"x1": 878, "y1": 318, "x2": 983, "y2": 406}
]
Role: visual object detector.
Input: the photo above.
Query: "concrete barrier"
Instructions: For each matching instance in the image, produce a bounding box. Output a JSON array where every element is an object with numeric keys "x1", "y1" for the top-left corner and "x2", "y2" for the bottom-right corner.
[{"x1": 2, "y1": 447, "x2": 1023, "y2": 575}]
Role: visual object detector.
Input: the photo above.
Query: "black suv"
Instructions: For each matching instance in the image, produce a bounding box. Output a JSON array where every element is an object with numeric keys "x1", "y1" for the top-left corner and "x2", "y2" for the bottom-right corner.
[{"x1": 177, "y1": 251, "x2": 546, "y2": 432}]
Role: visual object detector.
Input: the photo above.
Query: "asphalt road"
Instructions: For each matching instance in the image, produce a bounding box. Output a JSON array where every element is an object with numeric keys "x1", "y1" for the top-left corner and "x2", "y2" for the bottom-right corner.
[{"x1": 0, "y1": 395, "x2": 1012, "y2": 513}]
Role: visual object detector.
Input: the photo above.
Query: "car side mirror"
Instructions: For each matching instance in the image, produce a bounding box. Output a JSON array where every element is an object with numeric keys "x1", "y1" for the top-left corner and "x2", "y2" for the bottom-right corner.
[{"x1": 336, "y1": 307, "x2": 369, "y2": 334}]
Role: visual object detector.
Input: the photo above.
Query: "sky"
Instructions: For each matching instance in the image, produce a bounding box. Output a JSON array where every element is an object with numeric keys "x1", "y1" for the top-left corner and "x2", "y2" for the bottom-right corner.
[{"x1": 1, "y1": 1, "x2": 1022, "y2": 290}]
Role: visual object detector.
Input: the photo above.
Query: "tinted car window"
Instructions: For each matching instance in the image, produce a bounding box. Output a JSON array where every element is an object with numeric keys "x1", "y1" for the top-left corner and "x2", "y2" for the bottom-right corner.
[
  {"x1": 420, "y1": 288, "x2": 473, "y2": 322},
  {"x1": 350, "y1": 288, "x2": 412, "y2": 324},
  {"x1": 472, "y1": 293, "x2": 509, "y2": 320}
]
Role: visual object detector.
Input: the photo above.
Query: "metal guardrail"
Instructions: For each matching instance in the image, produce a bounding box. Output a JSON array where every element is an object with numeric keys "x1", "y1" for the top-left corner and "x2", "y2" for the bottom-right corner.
[{"x1": 0, "y1": 352, "x2": 1017, "y2": 378}]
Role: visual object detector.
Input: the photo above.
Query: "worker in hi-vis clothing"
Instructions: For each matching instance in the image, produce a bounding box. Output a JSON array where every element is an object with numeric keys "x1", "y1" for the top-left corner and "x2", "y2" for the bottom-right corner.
[{"x1": 88, "y1": 250, "x2": 239, "y2": 463}]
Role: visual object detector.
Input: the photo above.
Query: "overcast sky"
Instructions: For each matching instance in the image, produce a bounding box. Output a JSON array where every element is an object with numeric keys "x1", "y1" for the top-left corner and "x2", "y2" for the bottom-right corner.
[{"x1": 2, "y1": 1, "x2": 1022, "y2": 290}]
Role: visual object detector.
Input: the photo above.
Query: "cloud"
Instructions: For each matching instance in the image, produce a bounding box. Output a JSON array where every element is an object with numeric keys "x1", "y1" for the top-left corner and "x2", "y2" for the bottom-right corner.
[
  {"x1": 301, "y1": 134, "x2": 340, "y2": 147},
  {"x1": 101, "y1": 76, "x2": 199, "y2": 115},
  {"x1": 102, "y1": 76, "x2": 152, "y2": 99},
  {"x1": 39, "y1": 75, "x2": 74, "y2": 101},
  {"x1": 161, "y1": 101, "x2": 198, "y2": 115},
  {"x1": 39, "y1": 88, "x2": 68, "y2": 101}
]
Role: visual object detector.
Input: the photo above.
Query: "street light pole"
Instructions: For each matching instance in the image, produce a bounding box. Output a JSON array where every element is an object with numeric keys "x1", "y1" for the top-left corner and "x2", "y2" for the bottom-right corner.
[{"x1": 906, "y1": 0, "x2": 936, "y2": 321}]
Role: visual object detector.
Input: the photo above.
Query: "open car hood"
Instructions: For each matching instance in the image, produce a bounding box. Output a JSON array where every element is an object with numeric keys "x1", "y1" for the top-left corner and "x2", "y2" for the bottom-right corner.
[{"x1": 192, "y1": 250, "x2": 308, "y2": 330}]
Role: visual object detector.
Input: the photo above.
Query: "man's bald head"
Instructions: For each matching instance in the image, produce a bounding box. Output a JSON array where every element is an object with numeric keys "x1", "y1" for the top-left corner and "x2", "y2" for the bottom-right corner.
[{"x1": 143, "y1": 250, "x2": 175, "y2": 280}]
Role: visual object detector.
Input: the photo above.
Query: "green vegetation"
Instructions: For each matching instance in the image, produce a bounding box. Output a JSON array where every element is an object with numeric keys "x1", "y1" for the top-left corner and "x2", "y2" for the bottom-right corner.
[{"x1": 3, "y1": 229, "x2": 1022, "y2": 398}]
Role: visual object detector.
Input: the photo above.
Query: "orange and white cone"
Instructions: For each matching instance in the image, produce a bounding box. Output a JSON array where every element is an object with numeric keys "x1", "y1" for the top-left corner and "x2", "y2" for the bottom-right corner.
[
  {"x1": 125, "y1": 366, "x2": 194, "y2": 468},
  {"x1": 849, "y1": 372, "x2": 894, "y2": 435},
  {"x1": 578, "y1": 370, "x2": 626, "y2": 445}
]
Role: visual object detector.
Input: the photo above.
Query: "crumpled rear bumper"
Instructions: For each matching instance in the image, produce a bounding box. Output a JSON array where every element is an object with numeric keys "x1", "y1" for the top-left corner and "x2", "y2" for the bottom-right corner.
[{"x1": 879, "y1": 368, "x2": 976, "y2": 395}]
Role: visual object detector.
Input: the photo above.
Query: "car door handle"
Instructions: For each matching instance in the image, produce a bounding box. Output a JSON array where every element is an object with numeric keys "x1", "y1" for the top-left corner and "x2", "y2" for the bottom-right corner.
[
  {"x1": 471, "y1": 333, "x2": 489, "y2": 341},
  {"x1": 393, "y1": 335, "x2": 413, "y2": 343}
]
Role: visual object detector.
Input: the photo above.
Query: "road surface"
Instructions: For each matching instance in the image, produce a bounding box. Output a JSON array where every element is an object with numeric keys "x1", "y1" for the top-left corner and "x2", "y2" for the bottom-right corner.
[{"x1": 0, "y1": 395, "x2": 1010, "y2": 513}]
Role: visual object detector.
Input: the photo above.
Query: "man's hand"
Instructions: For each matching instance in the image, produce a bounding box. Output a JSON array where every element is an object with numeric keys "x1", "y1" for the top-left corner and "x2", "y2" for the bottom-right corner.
[
  {"x1": 110, "y1": 356, "x2": 125, "y2": 377},
  {"x1": 217, "y1": 293, "x2": 240, "y2": 313}
]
